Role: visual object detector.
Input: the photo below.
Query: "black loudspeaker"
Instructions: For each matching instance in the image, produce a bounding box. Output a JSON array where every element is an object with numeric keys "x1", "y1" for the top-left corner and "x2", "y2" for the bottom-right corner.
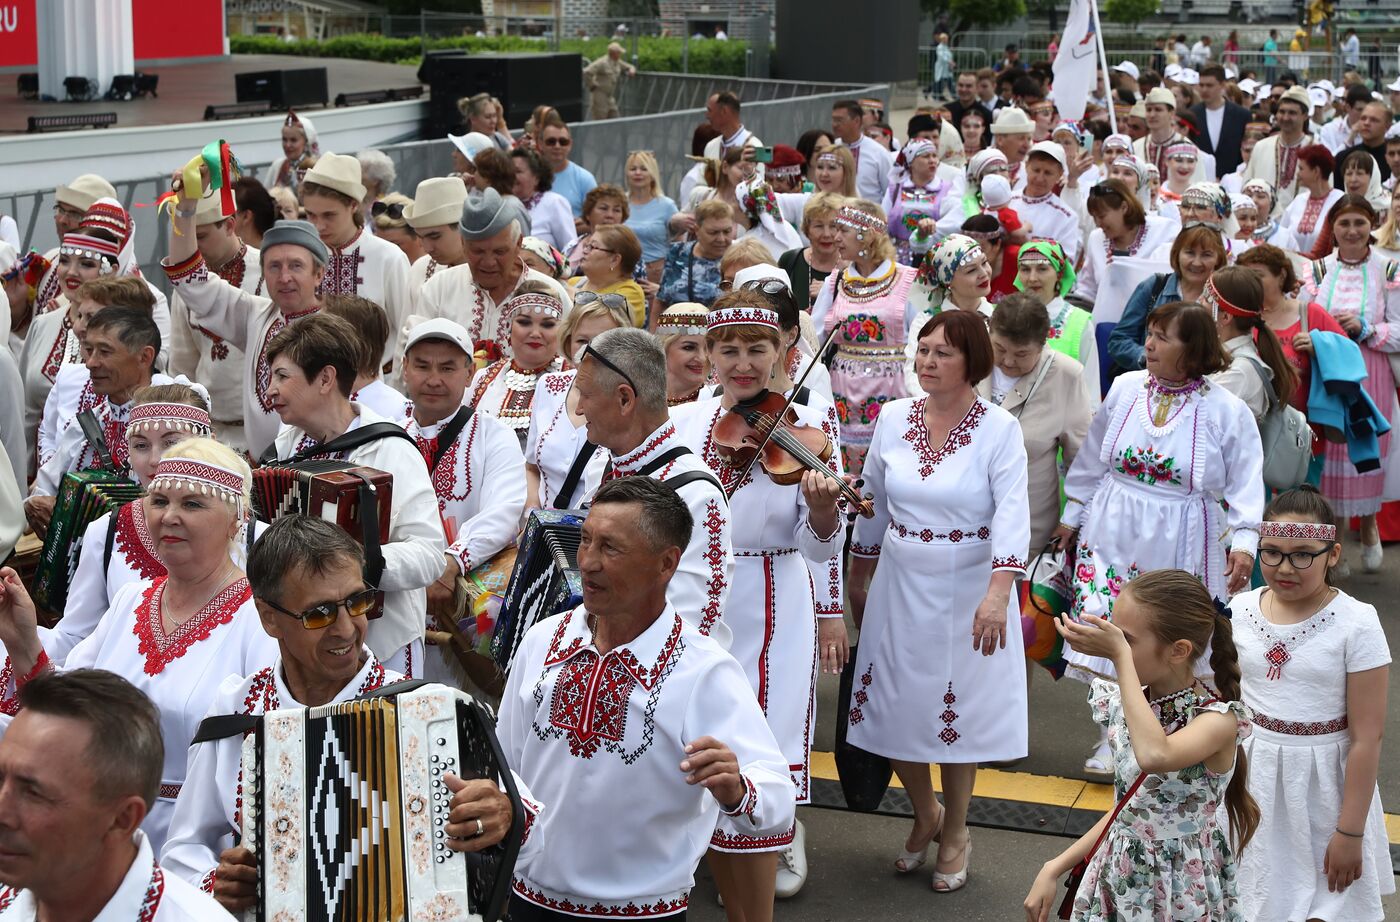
[
  {"x1": 419, "y1": 52, "x2": 582, "y2": 138},
  {"x1": 235, "y1": 67, "x2": 329, "y2": 109}
]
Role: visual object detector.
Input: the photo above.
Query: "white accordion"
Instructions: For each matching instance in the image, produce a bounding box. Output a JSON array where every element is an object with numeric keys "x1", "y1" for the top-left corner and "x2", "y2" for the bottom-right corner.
[{"x1": 237, "y1": 683, "x2": 521, "y2": 922}]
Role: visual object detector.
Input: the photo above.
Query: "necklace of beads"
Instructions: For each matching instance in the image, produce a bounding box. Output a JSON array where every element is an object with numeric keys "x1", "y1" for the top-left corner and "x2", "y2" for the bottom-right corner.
[{"x1": 1145, "y1": 375, "x2": 1204, "y2": 428}]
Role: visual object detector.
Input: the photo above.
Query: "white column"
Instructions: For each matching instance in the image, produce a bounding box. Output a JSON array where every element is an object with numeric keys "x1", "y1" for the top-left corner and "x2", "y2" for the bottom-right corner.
[{"x1": 36, "y1": 0, "x2": 134, "y2": 101}]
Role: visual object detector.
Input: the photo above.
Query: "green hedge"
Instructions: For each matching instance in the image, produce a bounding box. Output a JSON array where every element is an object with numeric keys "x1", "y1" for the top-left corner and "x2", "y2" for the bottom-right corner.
[{"x1": 229, "y1": 33, "x2": 749, "y2": 75}]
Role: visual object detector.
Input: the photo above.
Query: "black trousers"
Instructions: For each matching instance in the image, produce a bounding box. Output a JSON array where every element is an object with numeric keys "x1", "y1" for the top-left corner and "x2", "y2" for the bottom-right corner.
[{"x1": 508, "y1": 894, "x2": 687, "y2": 921}]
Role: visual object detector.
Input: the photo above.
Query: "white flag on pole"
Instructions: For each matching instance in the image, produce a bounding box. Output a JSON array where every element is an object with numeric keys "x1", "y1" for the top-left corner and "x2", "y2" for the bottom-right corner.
[{"x1": 1052, "y1": 0, "x2": 1099, "y2": 122}]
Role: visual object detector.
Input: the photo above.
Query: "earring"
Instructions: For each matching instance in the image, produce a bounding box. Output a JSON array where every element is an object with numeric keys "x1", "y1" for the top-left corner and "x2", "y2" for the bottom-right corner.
[{"x1": 856, "y1": 231, "x2": 866, "y2": 242}]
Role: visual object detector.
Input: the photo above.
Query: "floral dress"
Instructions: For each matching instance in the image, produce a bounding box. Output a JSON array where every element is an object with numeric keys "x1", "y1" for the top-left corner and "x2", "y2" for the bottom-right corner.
[
  {"x1": 820, "y1": 260, "x2": 919, "y2": 479},
  {"x1": 1074, "y1": 679, "x2": 1252, "y2": 922},
  {"x1": 1060, "y1": 371, "x2": 1264, "y2": 682}
]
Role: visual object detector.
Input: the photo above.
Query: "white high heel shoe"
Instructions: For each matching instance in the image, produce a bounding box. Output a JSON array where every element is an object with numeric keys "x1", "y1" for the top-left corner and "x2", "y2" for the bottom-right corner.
[
  {"x1": 894, "y1": 802, "x2": 945, "y2": 873},
  {"x1": 932, "y1": 836, "x2": 971, "y2": 892}
]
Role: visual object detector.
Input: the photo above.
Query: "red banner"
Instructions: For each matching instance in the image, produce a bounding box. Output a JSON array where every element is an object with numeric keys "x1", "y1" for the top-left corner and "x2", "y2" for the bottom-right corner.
[
  {"x1": 0, "y1": 0, "x2": 223, "y2": 69},
  {"x1": 0, "y1": 1, "x2": 38, "y2": 69}
]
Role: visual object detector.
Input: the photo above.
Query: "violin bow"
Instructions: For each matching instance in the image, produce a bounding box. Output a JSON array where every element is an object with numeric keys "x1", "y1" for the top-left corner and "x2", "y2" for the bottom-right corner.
[{"x1": 723, "y1": 321, "x2": 845, "y2": 499}]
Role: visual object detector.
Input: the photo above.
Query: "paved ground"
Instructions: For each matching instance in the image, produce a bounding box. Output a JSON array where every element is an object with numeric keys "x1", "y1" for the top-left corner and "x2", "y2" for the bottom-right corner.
[
  {"x1": 1, "y1": 56, "x2": 422, "y2": 134},
  {"x1": 686, "y1": 541, "x2": 1400, "y2": 920}
]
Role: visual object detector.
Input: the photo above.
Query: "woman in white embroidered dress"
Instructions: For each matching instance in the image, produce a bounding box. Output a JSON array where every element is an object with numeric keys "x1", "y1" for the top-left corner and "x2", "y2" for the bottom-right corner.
[
  {"x1": 1283, "y1": 145, "x2": 1343, "y2": 257},
  {"x1": 1300, "y1": 194, "x2": 1400, "y2": 572},
  {"x1": 55, "y1": 385, "x2": 220, "y2": 663},
  {"x1": 846, "y1": 309, "x2": 1029, "y2": 893},
  {"x1": 469, "y1": 284, "x2": 569, "y2": 448},
  {"x1": 523, "y1": 295, "x2": 629, "y2": 511},
  {"x1": 1232, "y1": 486, "x2": 1394, "y2": 922},
  {"x1": 811, "y1": 202, "x2": 921, "y2": 479},
  {"x1": 0, "y1": 438, "x2": 277, "y2": 853},
  {"x1": 1051, "y1": 302, "x2": 1264, "y2": 776},
  {"x1": 671, "y1": 292, "x2": 847, "y2": 910},
  {"x1": 1076, "y1": 178, "x2": 1179, "y2": 304}
]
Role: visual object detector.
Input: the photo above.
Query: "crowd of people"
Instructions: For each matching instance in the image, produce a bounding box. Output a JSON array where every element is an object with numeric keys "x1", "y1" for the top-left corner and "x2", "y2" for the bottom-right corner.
[{"x1": 0, "y1": 35, "x2": 1393, "y2": 921}]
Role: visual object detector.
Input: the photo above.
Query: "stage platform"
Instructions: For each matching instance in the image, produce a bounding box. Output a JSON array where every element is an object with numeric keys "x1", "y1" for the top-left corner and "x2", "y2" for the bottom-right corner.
[{"x1": 0, "y1": 55, "x2": 423, "y2": 135}]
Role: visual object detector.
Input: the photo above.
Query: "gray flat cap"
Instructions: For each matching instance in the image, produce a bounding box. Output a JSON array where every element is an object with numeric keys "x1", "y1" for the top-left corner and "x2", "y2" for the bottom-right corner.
[
  {"x1": 459, "y1": 187, "x2": 518, "y2": 240},
  {"x1": 260, "y1": 219, "x2": 329, "y2": 265}
]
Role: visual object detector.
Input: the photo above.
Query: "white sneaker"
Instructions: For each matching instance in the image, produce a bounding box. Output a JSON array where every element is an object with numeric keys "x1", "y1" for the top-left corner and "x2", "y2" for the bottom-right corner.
[
  {"x1": 1084, "y1": 739, "x2": 1113, "y2": 779},
  {"x1": 775, "y1": 820, "x2": 808, "y2": 898},
  {"x1": 1362, "y1": 541, "x2": 1383, "y2": 573}
]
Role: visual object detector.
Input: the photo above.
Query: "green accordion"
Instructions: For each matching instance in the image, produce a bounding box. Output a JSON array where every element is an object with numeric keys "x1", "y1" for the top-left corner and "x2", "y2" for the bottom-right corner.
[{"x1": 33, "y1": 470, "x2": 142, "y2": 613}]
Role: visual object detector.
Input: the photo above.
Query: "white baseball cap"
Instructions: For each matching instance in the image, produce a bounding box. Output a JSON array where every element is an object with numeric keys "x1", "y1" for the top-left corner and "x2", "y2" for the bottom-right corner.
[
  {"x1": 404, "y1": 318, "x2": 473, "y2": 356},
  {"x1": 1238, "y1": 78, "x2": 1259, "y2": 95},
  {"x1": 1387, "y1": 76, "x2": 1400, "y2": 93},
  {"x1": 1112, "y1": 61, "x2": 1140, "y2": 80},
  {"x1": 1163, "y1": 63, "x2": 1183, "y2": 81},
  {"x1": 1028, "y1": 139, "x2": 1068, "y2": 174}
]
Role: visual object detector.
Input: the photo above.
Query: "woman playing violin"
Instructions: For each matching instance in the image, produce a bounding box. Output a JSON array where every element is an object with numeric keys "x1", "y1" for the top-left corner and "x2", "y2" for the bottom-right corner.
[{"x1": 671, "y1": 289, "x2": 849, "y2": 911}]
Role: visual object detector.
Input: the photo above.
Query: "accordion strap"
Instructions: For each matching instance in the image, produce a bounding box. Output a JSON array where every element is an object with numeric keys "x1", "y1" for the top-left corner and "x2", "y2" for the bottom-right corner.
[
  {"x1": 428, "y1": 405, "x2": 474, "y2": 472},
  {"x1": 192, "y1": 713, "x2": 261, "y2": 743},
  {"x1": 77, "y1": 409, "x2": 114, "y2": 470},
  {"x1": 258, "y1": 421, "x2": 418, "y2": 466},
  {"x1": 552, "y1": 440, "x2": 598, "y2": 509},
  {"x1": 347, "y1": 469, "x2": 388, "y2": 588}
]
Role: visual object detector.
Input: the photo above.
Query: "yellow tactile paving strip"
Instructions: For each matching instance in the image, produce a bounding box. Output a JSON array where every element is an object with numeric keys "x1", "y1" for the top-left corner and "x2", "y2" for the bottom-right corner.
[{"x1": 810, "y1": 751, "x2": 1400, "y2": 842}]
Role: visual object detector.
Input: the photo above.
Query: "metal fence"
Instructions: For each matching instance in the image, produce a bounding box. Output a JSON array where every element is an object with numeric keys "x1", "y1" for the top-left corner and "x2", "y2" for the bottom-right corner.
[{"x1": 2, "y1": 74, "x2": 886, "y2": 293}]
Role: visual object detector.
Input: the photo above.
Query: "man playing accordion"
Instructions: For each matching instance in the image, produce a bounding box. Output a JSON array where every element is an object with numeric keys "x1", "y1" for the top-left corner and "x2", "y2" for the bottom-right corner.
[{"x1": 162, "y1": 516, "x2": 517, "y2": 913}]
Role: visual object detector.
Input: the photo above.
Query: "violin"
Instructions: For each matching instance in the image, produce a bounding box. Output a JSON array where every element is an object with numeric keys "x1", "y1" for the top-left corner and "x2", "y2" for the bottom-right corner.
[{"x1": 712, "y1": 390, "x2": 875, "y2": 518}]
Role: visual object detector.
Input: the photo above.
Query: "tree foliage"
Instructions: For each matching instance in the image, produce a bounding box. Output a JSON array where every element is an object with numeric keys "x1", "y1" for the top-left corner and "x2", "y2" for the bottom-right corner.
[
  {"x1": 1102, "y1": 0, "x2": 1159, "y2": 24},
  {"x1": 922, "y1": 0, "x2": 1027, "y2": 31}
]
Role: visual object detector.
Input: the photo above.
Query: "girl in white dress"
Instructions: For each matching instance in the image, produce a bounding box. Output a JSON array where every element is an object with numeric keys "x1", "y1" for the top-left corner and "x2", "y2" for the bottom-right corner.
[
  {"x1": 1231, "y1": 486, "x2": 1393, "y2": 921},
  {"x1": 1053, "y1": 302, "x2": 1264, "y2": 775},
  {"x1": 847, "y1": 309, "x2": 1030, "y2": 893},
  {"x1": 522, "y1": 296, "x2": 628, "y2": 510},
  {"x1": 671, "y1": 292, "x2": 846, "y2": 909},
  {"x1": 0, "y1": 439, "x2": 277, "y2": 854}
]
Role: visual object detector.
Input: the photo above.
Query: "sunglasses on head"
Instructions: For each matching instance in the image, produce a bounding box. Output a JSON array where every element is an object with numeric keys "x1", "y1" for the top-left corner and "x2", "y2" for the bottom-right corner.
[
  {"x1": 582, "y1": 341, "x2": 639, "y2": 394},
  {"x1": 372, "y1": 201, "x2": 406, "y2": 220},
  {"x1": 575, "y1": 289, "x2": 629, "y2": 311},
  {"x1": 259, "y1": 587, "x2": 380, "y2": 630},
  {"x1": 740, "y1": 278, "x2": 790, "y2": 296}
]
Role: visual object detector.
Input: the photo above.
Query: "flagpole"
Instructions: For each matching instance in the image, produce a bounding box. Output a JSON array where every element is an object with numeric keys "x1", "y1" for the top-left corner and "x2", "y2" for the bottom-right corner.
[{"x1": 1090, "y1": 0, "x2": 1116, "y2": 133}]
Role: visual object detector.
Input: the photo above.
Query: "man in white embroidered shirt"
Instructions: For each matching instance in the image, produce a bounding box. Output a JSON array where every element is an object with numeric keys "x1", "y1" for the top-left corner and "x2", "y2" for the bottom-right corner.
[
  {"x1": 0, "y1": 669, "x2": 235, "y2": 920},
  {"x1": 500, "y1": 477, "x2": 793, "y2": 921},
  {"x1": 161, "y1": 516, "x2": 515, "y2": 913}
]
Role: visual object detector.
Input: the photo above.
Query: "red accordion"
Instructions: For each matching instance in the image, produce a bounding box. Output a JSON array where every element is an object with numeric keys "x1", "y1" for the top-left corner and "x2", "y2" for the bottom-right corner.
[{"x1": 251, "y1": 460, "x2": 393, "y2": 616}]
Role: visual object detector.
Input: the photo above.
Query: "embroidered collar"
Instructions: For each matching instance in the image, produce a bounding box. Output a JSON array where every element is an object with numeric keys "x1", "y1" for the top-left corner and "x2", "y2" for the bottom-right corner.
[
  {"x1": 114, "y1": 500, "x2": 164, "y2": 582},
  {"x1": 1019, "y1": 191, "x2": 1053, "y2": 204},
  {"x1": 610, "y1": 421, "x2": 678, "y2": 475},
  {"x1": 544, "y1": 603, "x2": 685, "y2": 687},
  {"x1": 132, "y1": 576, "x2": 252, "y2": 675},
  {"x1": 328, "y1": 228, "x2": 364, "y2": 255},
  {"x1": 263, "y1": 650, "x2": 389, "y2": 711}
]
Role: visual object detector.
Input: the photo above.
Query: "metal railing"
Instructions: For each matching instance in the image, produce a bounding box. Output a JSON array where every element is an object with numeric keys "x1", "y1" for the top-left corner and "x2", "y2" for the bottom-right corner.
[{"x1": 3, "y1": 73, "x2": 886, "y2": 292}]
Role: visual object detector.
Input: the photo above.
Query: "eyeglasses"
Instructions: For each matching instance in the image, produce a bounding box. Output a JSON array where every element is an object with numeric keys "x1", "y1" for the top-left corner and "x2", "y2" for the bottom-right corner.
[
  {"x1": 542, "y1": 137, "x2": 571, "y2": 147},
  {"x1": 259, "y1": 587, "x2": 380, "y2": 629},
  {"x1": 372, "y1": 201, "x2": 406, "y2": 220},
  {"x1": 582, "y1": 341, "x2": 638, "y2": 394},
  {"x1": 1258, "y1": 547, "x2": 1333, "y2": 570},
  {"x1": 52, "y1": 204, "x2": 85, "y2": 220},
  {"x1": 583, "y1": 242, "x2": 616, "y2": 255}
]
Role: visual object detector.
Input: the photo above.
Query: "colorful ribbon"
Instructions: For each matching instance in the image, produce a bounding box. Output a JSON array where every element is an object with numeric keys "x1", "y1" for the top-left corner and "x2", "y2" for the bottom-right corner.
[{"x1": 155, "y1": 141, "x2": 243, "y2": 236}]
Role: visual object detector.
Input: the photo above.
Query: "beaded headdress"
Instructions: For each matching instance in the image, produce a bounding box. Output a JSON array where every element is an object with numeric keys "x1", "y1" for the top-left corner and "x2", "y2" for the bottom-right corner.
[
  {"x1": 657, "y1": 303, "x2": 709, "y2": 336},
  {"x1": 59, "y1": 233, "x2": 120, "y2": 272},
  {"x1": 150, "y1": 457, "x2": 247, "y2": 511},
  {"x1": 502, "y1": 291, "x2": 563, "y2": 321},
  {"x1": 835, "y1": 206, "x2": 885, "y2": 234},
  {"x1": 127, "y1": 402, "x2": 213, "y2": 437}
]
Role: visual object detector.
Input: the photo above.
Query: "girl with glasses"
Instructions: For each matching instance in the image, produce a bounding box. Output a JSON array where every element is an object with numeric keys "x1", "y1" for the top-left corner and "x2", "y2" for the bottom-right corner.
[{"x1": 1230, "y1": 485, "x2": 1394, "y2": 921}]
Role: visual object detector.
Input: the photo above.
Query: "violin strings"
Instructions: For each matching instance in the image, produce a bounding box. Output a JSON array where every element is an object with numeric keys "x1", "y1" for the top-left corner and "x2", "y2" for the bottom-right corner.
[{"x1": 752, "y1": 411, "x2": 861, "y2": 500}]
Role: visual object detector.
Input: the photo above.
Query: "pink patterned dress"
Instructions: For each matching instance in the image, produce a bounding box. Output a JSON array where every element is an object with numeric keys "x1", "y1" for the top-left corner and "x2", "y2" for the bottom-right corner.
[
  {"x1": 821, "y1": 261, "x2": 919, "y2": 479},
  {"x1": 1303, "y1": 250, "x2": 1400, "y2": 516}
]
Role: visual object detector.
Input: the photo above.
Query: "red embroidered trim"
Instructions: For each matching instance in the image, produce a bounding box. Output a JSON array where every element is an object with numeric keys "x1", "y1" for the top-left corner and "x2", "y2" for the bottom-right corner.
[
  {"x1": 241, "y1": 666, "x2": 279, "y2": 714},
  {"x1": 512, "y1": 881, "x2": 688, "y2": 918},
  {"x1": 15, "y1": 651, "x2": 50, "y2": 690},
  {"x1": 131, "y1": 577, "x2": 252, "y2": 676},
  {"x1": 1251, "y1": 711, "x2": 1348, "y2": 736},
  {"x1": 519, "y1": 794, "x2": 542, "y2": 845},
  {"x1": 709, "y1": 825, "x2": 796, "y2": 850},
  {"x1": 255, "y1": 307, "x2": 319, "y2": 412},
  {"x1": 612, "y1": 423, "x2": 677, "y2": 475},
  {"x1": 849, "y1": 541, "x2": 882, "y2": 557},
  {"x1": 214, "y1": 244, "x2": 248, "y2": 290},
  {"x1": 317, "y1": 237, "x2": 366, "y2": 296},
  {"x1": 162, "y1": 252, "x2": 206, "y2": 286},
  {"x1": 543, "y1": 372, "x2": 571, "y2": 395},
  {"x1": 849, "y1": 662, "x2": 873, "y2": 725},
  {"x1": 721, "y1": 774, "x2": 759, "y2": 820},
  {"x1": 938, "y1": 682, "x2": 960, "y2": 745},
  {"x1": 992, "y1": 555, "x2": 1026, "y2": 570},
  {"x1": 40, "y1": 315, "x2": 74, "y2": 382},
  {"x1": 892, "y1": 522, "x2": 991, "y2": 543},
  {"x1": 199, "y1": 869, "x2": 216, "y2": 894},
  {"x1": 903, "y1": 398, "x2": 986, "y2": 478},
  {"x1": 467, "y1": 360, "x2": 507, "y2": 413},
  {"x1": 698, "y1": 500, "x2": 726, "y2": 636},
  {"x1": 114, "y1": 501, "x2": 166, "y2": 581},
  {"x1": 0, "y1": 887, "x2": 17, "y2": 912},
  {"x1": 158, "y1": 783, "x2": 182, "y2": 799},
  {"x1": 136, "y1": 866, "x2": 164, "y2": 922},
  {"x1": 0, "y1": 659, "x2": 16, "y2": 716}
]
